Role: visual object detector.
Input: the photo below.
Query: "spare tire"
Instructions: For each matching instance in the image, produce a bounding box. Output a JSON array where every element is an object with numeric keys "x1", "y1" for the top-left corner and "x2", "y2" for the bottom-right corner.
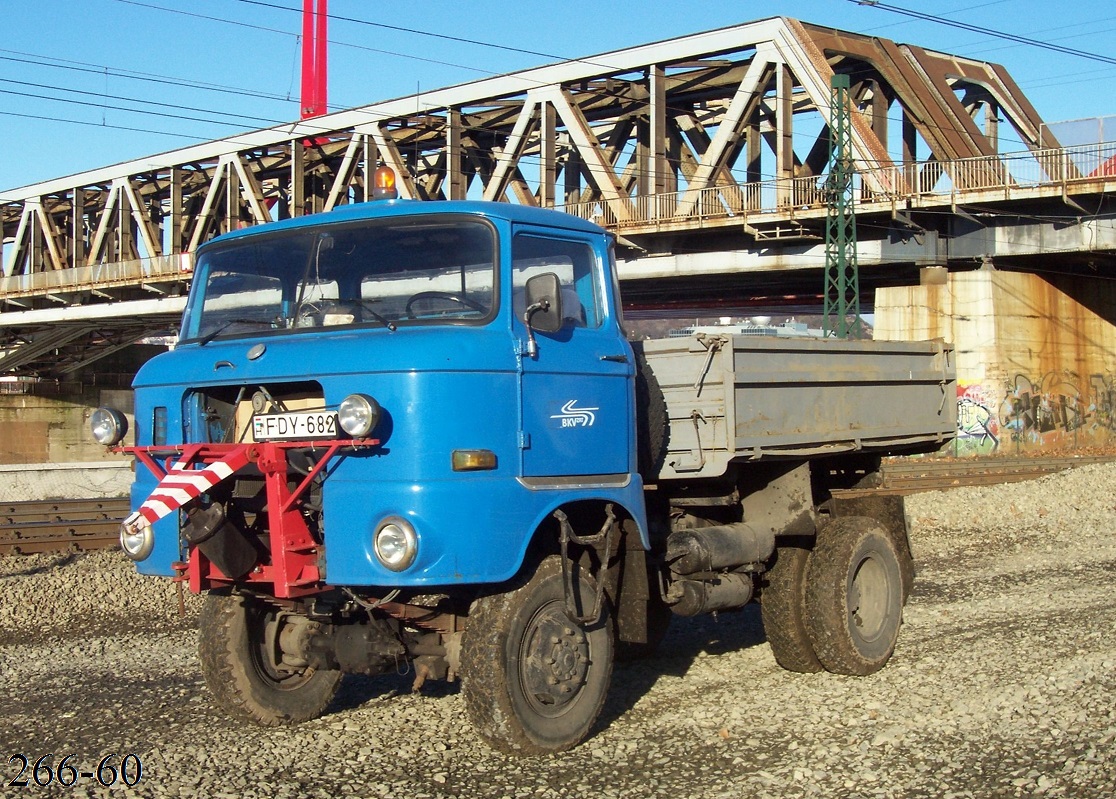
[{"x1": 631, "y1": 341, "x2": 669, "y2": 481}]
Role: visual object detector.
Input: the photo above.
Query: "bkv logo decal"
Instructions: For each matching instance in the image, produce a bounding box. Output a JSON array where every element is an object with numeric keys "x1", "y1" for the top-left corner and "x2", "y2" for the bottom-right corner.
[{"x1": 550, "y1": 400, "x2": 598, "y2": 428}]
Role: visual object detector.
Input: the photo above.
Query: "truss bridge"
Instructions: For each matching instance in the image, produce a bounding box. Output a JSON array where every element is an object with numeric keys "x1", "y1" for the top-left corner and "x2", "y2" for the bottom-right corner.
[{"x1": 2, "y1": 16, "x2": 1114, "y2": 377}]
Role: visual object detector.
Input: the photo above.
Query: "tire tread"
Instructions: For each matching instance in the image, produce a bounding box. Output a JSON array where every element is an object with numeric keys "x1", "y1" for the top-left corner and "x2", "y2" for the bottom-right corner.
[
  {"x1": 804, "y1": 518, "x2": 903, "y2": 676},
  {"x1": 198, "y1": 591, "x2": 341, "y2": 726}
]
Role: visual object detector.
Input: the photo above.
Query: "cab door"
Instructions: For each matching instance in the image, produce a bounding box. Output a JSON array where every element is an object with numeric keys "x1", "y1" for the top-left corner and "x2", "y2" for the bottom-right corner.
[{"x1": 514, "y1": 229, "x2": 633, "y2": 479}]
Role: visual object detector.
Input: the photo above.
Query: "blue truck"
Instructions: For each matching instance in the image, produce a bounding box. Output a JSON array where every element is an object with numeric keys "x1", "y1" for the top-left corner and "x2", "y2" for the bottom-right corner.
[{"x1": 93, "y1": 178, "x2": 955, "y2": 754}]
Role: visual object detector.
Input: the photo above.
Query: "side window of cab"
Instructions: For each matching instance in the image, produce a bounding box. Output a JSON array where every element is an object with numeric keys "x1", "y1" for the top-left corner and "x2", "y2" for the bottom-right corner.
[{"x1": 511, "y1": 235, "x2": 602, "y2": 329}]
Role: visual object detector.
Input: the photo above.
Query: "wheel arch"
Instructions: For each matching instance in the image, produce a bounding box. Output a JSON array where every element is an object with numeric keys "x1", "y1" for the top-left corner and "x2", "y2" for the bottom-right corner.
[{"x1": 517, "y1": 495, "x2": 647, "y2": 571}]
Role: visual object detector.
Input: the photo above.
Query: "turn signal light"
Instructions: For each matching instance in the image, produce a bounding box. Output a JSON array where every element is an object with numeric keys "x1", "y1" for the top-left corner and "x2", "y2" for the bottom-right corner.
[{"x1": 452, "y1": 449, "x2": 497, "y2": 471}]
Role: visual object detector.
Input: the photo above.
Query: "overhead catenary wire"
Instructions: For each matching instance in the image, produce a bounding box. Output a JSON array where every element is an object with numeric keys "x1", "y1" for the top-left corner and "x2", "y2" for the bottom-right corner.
[
  {"x1": 0, "y1": 78, "x2": 290, "y2": 129},
  {"x1": 110, "y1": 0, "x2": 523, "y2": 99},
  {"x1": 0, "y1": 108, "x2": 206, "y2": 143},
  {"x1": 851, "y1": 1, "x2": 1116, "y2": 67},
  {"x1": 0, "y1": 50, "x2": 292, "y2": 104}
]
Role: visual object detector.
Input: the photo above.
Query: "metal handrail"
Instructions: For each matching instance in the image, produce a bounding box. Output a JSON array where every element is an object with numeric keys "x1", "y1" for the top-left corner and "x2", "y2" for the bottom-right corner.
[
  {"x1": 559, "y1": 140, "x2": 1116, "y2": 229},
  {"x1": 0, "y1": 253, "x2": 193, "y2": 298}
]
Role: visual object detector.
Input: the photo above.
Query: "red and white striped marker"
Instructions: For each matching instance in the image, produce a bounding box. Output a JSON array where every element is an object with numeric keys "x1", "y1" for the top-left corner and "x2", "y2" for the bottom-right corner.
[{"x1": 122, "y1": 446, "x2": 253, "y2": 534}]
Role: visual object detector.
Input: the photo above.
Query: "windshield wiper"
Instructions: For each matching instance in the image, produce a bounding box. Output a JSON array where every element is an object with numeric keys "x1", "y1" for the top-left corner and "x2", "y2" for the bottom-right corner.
[
  {"x1": 360, "y1": 302, "x2": 397, "y2": 332},
  {"x1": 196, "y1": 318, "x2": 273, "y2": 346}
]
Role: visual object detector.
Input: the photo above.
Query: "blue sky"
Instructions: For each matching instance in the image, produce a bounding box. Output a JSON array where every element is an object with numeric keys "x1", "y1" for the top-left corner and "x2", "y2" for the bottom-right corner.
[{"x1": 1, "y1": 0, "x2": 1114, "y2": 191}]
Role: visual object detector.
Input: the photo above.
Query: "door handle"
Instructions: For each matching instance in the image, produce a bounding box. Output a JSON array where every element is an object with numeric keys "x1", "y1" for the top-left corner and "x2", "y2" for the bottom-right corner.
[{"x1": 600, "y1": 354, "x2": 629, "y2": 363}]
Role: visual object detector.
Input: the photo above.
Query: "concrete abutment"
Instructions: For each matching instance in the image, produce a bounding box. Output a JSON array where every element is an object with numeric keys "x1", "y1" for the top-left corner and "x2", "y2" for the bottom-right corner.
[{"x1": 876, "y1": 269, "x2": 1116, "y2": 455}]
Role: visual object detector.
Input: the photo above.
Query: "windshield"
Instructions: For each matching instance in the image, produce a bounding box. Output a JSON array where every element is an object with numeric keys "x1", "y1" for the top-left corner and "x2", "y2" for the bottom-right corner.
[{"x1": 181, "y1": 217, "x2": 497, "y2": 343}]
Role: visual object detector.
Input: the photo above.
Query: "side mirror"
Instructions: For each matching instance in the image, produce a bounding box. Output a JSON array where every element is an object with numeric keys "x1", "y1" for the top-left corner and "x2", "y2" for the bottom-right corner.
[{"x1": 523, "y1": 272, "x2": 563, "y2": 334}]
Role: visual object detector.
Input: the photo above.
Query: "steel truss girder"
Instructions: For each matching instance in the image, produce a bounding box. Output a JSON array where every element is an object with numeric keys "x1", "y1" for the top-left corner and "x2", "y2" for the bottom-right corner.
[
  {"x1": 0, "y1": 321, "x2": 174, "y2": 377},
  {"x1": 0, "y1": 16, "x2": 1057, "y2": 288}
]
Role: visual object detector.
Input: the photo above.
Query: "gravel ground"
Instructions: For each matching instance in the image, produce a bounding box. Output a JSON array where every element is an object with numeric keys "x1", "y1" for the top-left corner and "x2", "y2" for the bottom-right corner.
[{"x1": 2, "y1": 464, "x2": 1115, "y2": 798}]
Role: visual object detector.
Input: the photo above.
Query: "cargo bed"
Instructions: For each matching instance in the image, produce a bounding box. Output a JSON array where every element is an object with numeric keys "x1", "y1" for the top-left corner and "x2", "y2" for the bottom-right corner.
[{"x1": 642, "y1": 334, "x2": 956, "y2": 481}]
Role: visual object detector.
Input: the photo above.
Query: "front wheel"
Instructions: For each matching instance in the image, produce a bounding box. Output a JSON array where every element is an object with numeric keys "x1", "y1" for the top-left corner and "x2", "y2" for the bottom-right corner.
[
  {"x1": 198, "y1": 591, "x2": 341, "y2": 726},
  {"x1": 805, "y1": 517, "x2": 904, "y2": 676},
  {"x1": 461, "y1": 555, "x2": 614, "y2": 754}
]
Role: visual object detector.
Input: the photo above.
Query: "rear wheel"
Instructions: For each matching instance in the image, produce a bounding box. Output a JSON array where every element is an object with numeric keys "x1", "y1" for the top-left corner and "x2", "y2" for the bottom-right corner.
[
  {"x1": 761, "y1": 544, "x2": 824, "y2": 673},
  {"x1": 805, "y1": 518, "x2": 903, "y2": 676},
  {"x1": 198, "y1": 591, "x2": 341, "y2": 725},
  {"x1": 461, "y1": 555, "x2": 614, "y2": 754}
]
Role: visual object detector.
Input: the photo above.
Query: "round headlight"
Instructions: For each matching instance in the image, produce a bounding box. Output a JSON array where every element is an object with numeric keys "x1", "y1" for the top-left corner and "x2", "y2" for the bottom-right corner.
[
  {"x1": 338, "y1": 393, "x2": 381, "y2": 438},
  {"x1": 374, "y1": 517, "x2": 417, "y2": 571},
  {"x1": 91, "y1": 407, "x2": 128, "y2": 446},
  {"x1": 120, "y1": 514, "x2": 155, "y2": 562}
]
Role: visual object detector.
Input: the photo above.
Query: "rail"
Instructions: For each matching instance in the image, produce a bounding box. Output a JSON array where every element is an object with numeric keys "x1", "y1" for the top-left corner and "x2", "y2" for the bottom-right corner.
[
  {"x1": 0, "y1": 498, "x2": 129, "y2": 555},
  {"x1": 866, "y1": 454, "x2": 1116, "y2": 496}
]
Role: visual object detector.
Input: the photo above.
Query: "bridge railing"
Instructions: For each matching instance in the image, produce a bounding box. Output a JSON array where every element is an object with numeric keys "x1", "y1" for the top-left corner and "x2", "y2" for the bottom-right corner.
[
  {"x1": 0, "y1": 254, "x2": 193, "y2": 298},
  {"x1": 560, "y1": 140, "x2": 1116, "y2": 230}
]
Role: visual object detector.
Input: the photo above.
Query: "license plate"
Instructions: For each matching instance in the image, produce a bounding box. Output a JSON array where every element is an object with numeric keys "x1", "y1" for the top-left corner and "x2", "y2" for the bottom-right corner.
[{"x1": 253, "y1": 411, "x2": 338, "y2": 441}]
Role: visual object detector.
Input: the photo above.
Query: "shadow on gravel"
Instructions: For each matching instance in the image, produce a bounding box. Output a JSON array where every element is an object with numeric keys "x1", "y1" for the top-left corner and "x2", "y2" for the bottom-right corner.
[
  {"x1": 2, "y1": 552, "x2": 80, "y2": 577},
  {"x1": 596, "y1": 605, "x2": 768, "y2": 736},
  {"x1": 328, "y1": 667, "x2": 461, "y2": 716},
  {"x1": 320, "y1": 605, "x2": 770, "y2": 744},
  {"x1": 911, "y1": 556, "x2": 1116, "y2": 604},
  {"x1": 0, "y1": 614, "x2": 198, "y2": 647}
]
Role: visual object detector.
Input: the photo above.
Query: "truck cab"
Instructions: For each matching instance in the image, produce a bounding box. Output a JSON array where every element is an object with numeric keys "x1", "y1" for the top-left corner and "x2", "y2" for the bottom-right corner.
[
  {"x1": 120, "y1": 199, "x2": 647, "y2": 586},
  {"x1": 99, "y1": 196, "x2": 650, "y2": 753}
]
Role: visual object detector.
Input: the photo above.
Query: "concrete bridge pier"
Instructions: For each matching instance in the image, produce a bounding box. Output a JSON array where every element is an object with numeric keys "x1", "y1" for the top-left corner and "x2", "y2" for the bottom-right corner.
[{"x1": 875, "y1": 267, "x2": 1116, "y2": 455}]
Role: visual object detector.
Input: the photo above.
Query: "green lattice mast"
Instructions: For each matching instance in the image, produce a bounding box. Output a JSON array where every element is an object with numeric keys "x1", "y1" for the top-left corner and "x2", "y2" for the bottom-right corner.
[{"x1": 823, "y1": 74, "x2": 862, "y2": 339}]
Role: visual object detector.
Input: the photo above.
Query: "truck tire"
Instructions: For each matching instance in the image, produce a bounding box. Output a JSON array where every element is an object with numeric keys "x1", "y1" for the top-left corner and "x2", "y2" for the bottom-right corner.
[
  {"x1": 832, "y1": 492, "x2": 915, "y2": 603},
  {"x1": 804, "y1": 517, "x2": 903, "y2": 676},
  {"x1": 895, "y1": 526, "x2": 915, "y2": 605},
  {"x1": 461, "y1": 555, "x2": 614, "y2": 754},
  {"x1": 632, "y1": 344, "x2": 669, "y2": 480},
  {"x1": 760, "y1": 544, "x2": 824, "y2": 673},
  {"x1": 198, "y1": 591, "x2": 341, "y2": 726}
]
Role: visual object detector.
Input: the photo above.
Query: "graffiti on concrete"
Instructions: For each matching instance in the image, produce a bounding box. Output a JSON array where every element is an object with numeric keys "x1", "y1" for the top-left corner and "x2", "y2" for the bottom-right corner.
[
  {"x1": 1088, "y1": 374, "x2": 1116, "y2": 432},
  {"x1": 999, "y1": 373, "x2": 1085, "y2": 444},
  {"x1": 956, "y1": 384, "x2": 999, "y2": 454},
  {"x1": 954, "y1": 372, "x2": 1116, "y2": 452}
]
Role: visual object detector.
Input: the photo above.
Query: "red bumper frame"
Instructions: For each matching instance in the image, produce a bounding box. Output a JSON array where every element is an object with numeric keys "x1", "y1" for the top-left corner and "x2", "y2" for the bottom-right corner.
[{"x1": 119, "y1": 438, "x2": 378, "y2": 598}]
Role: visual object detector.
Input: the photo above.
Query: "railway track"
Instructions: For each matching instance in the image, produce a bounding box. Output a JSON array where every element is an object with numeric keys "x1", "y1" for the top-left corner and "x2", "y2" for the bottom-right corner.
[
  {"x1": 3, "y1": 456, "x2": 1115, "y2": 555},
  {"x1": 0, "y1": 498, "x2": 130, "y2": 556},
  {"x1": 876, "y1": 454, "x2": 1116, "y2": 494}
]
